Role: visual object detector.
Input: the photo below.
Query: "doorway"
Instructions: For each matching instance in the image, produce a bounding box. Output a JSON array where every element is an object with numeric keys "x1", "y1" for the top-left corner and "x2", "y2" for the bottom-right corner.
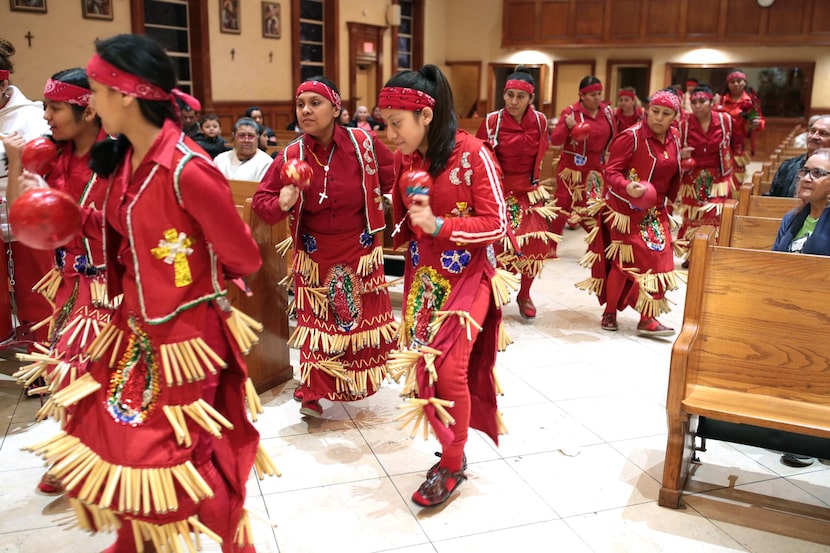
[
  {"x1": 447, "y1": 61, "x2": 481, "y2": 117},
  {"x1": 347, "y1": 22, "x2": 386, "y2": 116},
  {"x1": 606, "y1": 60, "x2": 651, "y2": 105},
  {"x1": 488, "y1": 63, "x2": 547, "y2": 113}
]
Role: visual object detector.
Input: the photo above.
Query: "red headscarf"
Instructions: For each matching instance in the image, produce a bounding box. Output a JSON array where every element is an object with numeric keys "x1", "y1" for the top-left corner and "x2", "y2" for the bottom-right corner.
[
  {"x1": 649, "y1": 90, "x2": 680, "y2": 113},
  {"x1": 43, "y1": 78, "x2": 91, "y2": 107},
  {"x1": 377, "y1": 87, "x2": 435, "y2": 111},
  {"x1": 296, "y1": 80, "x2": 342, "y2": 110}
]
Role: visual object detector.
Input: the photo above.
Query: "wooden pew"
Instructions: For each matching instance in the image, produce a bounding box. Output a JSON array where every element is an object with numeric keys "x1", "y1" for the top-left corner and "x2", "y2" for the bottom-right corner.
[
  {"x1": 227, "y1": 180, "x2": 293, "y2": 393},
  {"x1": 659, "y1": 226, "x2": 830, "y2": 509},
  {"x1": 736, "y1": 183, "x2": 800, "y2": 218},
  {"x1": 718, "y1": 199, "x2": 781, "y2": 250}
]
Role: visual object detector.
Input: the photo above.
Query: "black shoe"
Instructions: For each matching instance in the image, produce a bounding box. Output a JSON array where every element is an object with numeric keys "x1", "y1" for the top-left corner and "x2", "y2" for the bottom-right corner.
[{"x1": 781, "y1": 452, "x2": 814, "y2": 467}]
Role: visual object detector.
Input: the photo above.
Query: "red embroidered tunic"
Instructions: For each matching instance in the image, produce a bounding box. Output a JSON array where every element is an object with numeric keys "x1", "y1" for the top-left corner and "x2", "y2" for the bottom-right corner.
[
  {"x1": 718, "y1": 90, "x2": 764, "y2": 158},
  {"x1": 390, "y1": 130, "x2": 507, "y2": 447},
  {"x1": 477, "y1": 108, "x2": 557, "y2": 276},
  {"x1": 253, "y1": 125, "x2": 397, "y2": 402},
  {"x1": 677, "y1": 111, "x2": 742, "y2": 245},
  {"x1": 46, "y1": 120, "x2": 263, "y2": 543},
  {"x1": 579, "y1": 122, "x2": 681, "y2": 316},
  {"x1": 33, "y1": 129, "x2": 111, "y2": 395},
  {"x1": 548, "y1": 101, "x2": 615, "y2": 235}
]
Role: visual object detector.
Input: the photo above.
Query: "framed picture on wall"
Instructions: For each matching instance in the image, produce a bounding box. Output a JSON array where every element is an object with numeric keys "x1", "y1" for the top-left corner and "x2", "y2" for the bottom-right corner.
[
  {"x1": 9, "y1": 0, "x2": 47, "y2": 13},
  {"x1": 82, "y1": 0, "x2": 112, "y2": 20},
  {"x1": 220, "y1": 0, "x2": 240, "y2": 34},
  {"x1": 262, "y1": 2, "x2": 281, "y2": 39}
]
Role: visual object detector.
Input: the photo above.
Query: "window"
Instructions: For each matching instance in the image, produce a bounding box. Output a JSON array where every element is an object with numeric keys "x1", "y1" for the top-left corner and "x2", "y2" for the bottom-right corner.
[
  {"x1": 397, "y1": 1, "x2": 413, "y2": 71},
  {"x1": 143, "y1": 0, "x2": 193, "y2": 93},
  {"x1": 299, "y1": 0, "x2": 325, "y2": 82}
]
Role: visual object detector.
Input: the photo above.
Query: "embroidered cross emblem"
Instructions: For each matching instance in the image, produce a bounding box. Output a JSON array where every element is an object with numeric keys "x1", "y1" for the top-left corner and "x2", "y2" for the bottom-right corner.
[{"x1": 151, "y1": 228, "x2": 195, "y2": 287}]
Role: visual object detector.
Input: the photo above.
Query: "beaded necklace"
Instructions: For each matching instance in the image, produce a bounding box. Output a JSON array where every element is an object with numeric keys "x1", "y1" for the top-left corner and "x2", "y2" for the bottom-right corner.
[{"x1": 306, "y1": 142, "x2": 336, "y2": 204}]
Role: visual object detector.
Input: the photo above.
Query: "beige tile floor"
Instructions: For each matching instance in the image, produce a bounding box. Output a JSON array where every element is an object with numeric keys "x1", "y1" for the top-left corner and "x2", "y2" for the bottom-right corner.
[{"x1": 2, "y1": 191, "x2": 830, "y2": 552}]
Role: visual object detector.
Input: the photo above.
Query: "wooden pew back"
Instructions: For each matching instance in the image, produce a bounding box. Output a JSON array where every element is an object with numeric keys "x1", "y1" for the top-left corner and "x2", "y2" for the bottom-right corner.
[
  {"x1": 659, "y1": 226, "x2": 830, "y2": 508},
  {"x1": 719, "y1": 200, "x2": 781, "y2": 250},
  {"x1": 736, "y1": 183, "x2": 800, "y2": 218},
  {"x1": 226, "y1": 180, "x2": 293, "y2": 392}
]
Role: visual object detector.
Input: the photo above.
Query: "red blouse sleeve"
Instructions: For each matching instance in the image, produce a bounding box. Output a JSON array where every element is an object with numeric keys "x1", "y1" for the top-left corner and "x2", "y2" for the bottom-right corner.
[
  {"x1": 373, "y1": 137, "x2": 395, "y2": 194},
  {"x1": 435, "y1": 143, "x2": 507, "y2": 248},
  {"x1": 178, "y1": 158, "x2": 262, "y2": 278},
  {"x1": 251, "y1": 155, "x2": 289, "y2": 226},
  {"x1": 549, "y1": 107, "x2": 573, "y2": 147}
]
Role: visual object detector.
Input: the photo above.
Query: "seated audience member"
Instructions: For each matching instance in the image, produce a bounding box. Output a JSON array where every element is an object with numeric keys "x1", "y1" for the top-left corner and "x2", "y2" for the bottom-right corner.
[
  {"x1": 194, "y1": 113, "x2": 230, "y2": 158},
  {"x1": 244, "y1": 105, "x2": 278, "y2": 148},
  {"x1": 286, "y1": 117, "x2": 301, "y2": 132},
  {"x1": 337, "y1": 108, "x2": 352, "y2": 126},
  {"x1": 792, "y1": 114, "x2": 821, "y2": 148},
  {"x1": 767, "y1": 115, "x2": 830, "y2": 197},
  {"x1": 352, "y1": 105, "x2": 373, "y2": 132},
  {"x1": 771, "y1": 146, "x2": 830, "y2": 468},
  {"x1": 214, "y1": 116, "x2": 273, "y2": 181},
  {"x1": 370, "y1": 105, "x2": 386, "y2": 131},
  {"x1": 180, "y1": 103, "x2": 201, "y2": 137}
]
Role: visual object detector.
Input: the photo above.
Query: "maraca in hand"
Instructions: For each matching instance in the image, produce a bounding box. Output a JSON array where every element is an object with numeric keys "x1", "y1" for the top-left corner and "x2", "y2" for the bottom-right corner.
[
  {"x1": 21, "y1": 137, "x2": 59, "y2": 175},
  {"x1": 280, "y1": 158, "x2": 314, "y2": 190},
  {"x1": 10, "y1": 188, "x2": 81, "y2": 250},
  {"x1": 401, "y1": 169, "x2": 434, "y2": 238},
  {"x1": 680, "y1": 157, "x2": 697, "y2": 172},
  {"x1": 628, "y1": 180, "x2": 658, "y2": 210},
  {"x1": 571, "y1": 122, "x2": 591, "y2": 142},
  {"x1": 401, "y1": 169, "x2": 433, "y2": 206}
]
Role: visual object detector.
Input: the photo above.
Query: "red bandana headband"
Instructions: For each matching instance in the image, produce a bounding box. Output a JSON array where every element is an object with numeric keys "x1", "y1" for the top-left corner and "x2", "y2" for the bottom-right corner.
[
  {"x1": 44, "y1": 78, "x2": 91, "y2": 107},
  {"x1": 0, "y1": 69, "x2": 8, "y2": 81},
  {"x1": 87, "y1": 54, "x2": 201, "y2": 112},
  {"x1": 377, "y1": 86, "x2": 435, "y2": 111},
  {"x1": 579, "y1": 82, "x2": 602, "y2": 95},
  {"x1": 618, "y1": 89, "x2": 636, "y2": 99},
  {"x1": 649, "y1": 90, "x2": 680, "y2": 113},
  {"x1": 296, "y1": 80, "x2": 341, "y2": 110},
  {"x1": 685, "y1": 80, "x2": 698, "y2": 88},
  {"x1": 727, "y1": 71, "x2": 746, "y2": 82},
  {"x1": 690, "y1": 90, "x2": 713, "y2": 102},
  {"x1": 505, "y1": 79, "x2": 534, "y2": 95}
]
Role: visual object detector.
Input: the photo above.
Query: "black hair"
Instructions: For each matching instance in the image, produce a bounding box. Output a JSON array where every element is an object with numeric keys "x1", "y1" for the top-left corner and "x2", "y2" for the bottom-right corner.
[
  {"x1": 0, "y1": 38, "x2": 14, "y2": 76},
  {"x1": 383, "y1": 64, "x2": 457, "y2": 176},
  {"x1": 244, "y1": 106, "x2": 262, "y2": 118},
  {"x1": 49, "y1": 67, "x2": 92, "y2": 120},
  {"x1": 507, "y1": 65, "x2": 535, "y2": 89},
  {"x1": 578, "y1": 75, "x2": 601, "y2": 92},
  {"x1": 691, "y1": 84, "x2": 714, "y2": 98},
  {"x1": 89, "y1": 34, "x2": 178, "y2": 177}
]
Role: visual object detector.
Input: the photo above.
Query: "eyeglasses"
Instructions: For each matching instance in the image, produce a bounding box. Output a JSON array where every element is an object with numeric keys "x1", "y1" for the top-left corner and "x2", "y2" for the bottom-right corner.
[{"x1": 796, "y1": 167, "x2": 830, "y2": 180}]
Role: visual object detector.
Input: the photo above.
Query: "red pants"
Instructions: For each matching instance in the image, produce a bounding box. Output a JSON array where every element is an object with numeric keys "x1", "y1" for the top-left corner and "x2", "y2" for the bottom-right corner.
[{"x1": 435, "y1": 277, "x2": 491, "y2": 473}]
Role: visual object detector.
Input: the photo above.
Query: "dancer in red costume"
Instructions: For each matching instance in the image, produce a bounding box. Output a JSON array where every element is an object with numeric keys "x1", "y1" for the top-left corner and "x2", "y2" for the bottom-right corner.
[
  {"x1": 716, "y1": 69, "x2": 764, "y2": 183},
  {"x1": 577, "y1": 89, "x2": 682, "y2": 337},
  {"x1": 614, "y1": 87, "x2": 643, "y2": 133},
  {"x1": 548, "y1": 76, "x2": 615, "y2": 255},
  {"x1": 253, "y1": 76, "x2": 396, "y2": 418},
  {"x1": 9, "y1": 67, "x2": 112, "y2": 496},
  {"x1": 676, "y1": 84, "x2": 743, "y2": 260},
  {"x1": 24, "y1": 34, "x2": 276, "y2": 553},
  {"x1": 476, "y1": 65, "x2": 559, "y2": 320},
  {"x1": 379, "y1": 64, "x2": 513, "y2": 507}
]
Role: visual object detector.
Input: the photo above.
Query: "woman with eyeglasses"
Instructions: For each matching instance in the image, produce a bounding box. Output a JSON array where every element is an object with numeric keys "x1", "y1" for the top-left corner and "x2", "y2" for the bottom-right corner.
[
  {"x1": 676, "y1": 84, "x2": 743, "y2": 265},
  {"x1": 772, "y1": 148, "x2": 830, "y2": 255}
]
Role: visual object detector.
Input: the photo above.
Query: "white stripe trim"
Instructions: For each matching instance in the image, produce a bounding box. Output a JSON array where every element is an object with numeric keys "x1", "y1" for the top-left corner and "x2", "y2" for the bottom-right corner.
[{"x1": 448, "y1": 146, "x2": 507, "y2": 244}]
